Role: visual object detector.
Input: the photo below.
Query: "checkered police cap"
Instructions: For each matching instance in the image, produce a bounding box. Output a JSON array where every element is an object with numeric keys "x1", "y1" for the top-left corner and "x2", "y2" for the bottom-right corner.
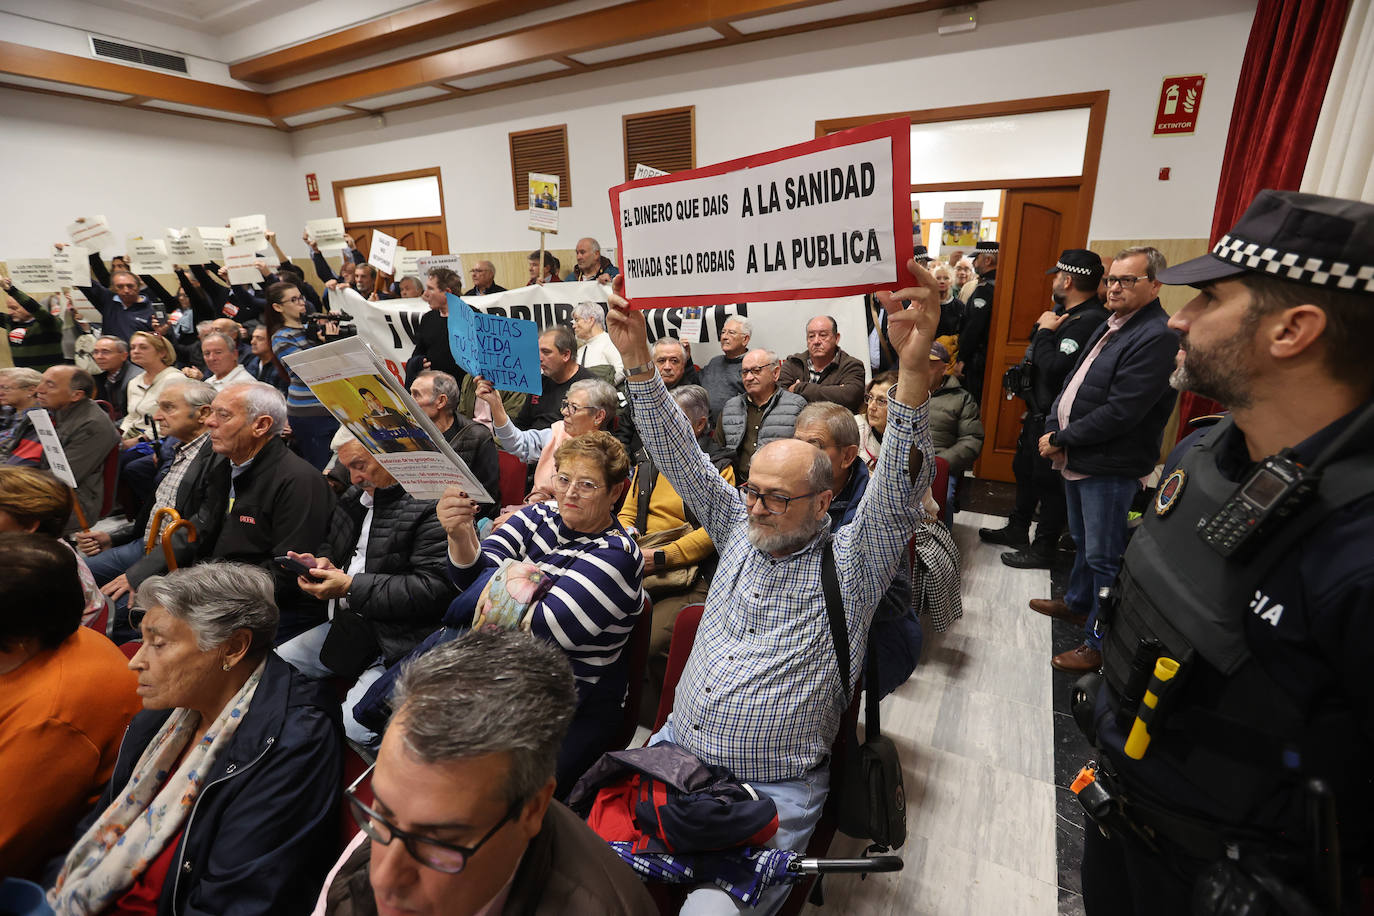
[
  {"x1": 1044, "y1": 248, "x2": 1103, "y2": 278},
  {"x1": 1159, "y1": 190, "x2": 1374, "y2": 293}
]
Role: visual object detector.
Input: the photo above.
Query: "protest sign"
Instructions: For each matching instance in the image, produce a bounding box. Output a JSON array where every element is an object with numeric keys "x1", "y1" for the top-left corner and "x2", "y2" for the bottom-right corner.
[
  {"x1": 196, "y1": 227, "x2": 230, "y2": 260},
  {"x1": 53, "y1": 246, "x2": 91, "y2": 287},
  {"x1": 417, "y1": 254, "x2": 464, "y2": 276},
  {"x1": 306, "y1": 217, "x2": 347, "y2": 251},
  {"x1": 224, "y1": 244, "x2": 261, "y2": 285},
  {"x1": 30, "y1": 409, "x2": 77, "y2": 489},
  {"x1": 396, "y1": 248, "x2": 431, "y2": 279},
  {"x1": 229, "y1": 214, "x2": 269, "y2": 252},
  {"x1": 128, "y1": 237, "x2": 173, "y2": 275},
  {"x1": 282, "y1": 337, "x2": 493, "y2": 502},
  {"x1": 6, "y1": 259, "x2": 59, "y2": 291},
  {"x1": 940, "y1": 202, "x2": 982, "y2": 248},
  {"x1": 609, "y1": 118, "x2": 912, "y2": 309},
  {"x1": 633, "y1": 163, "x2": 670, "y2": 180},
  {"x1": 369, "y1": 230, "x2": 398, "y2": 275},
  {"x1": 528, "y1": 172, "x2": 560, "y2": 232},
  {"x1": 444, "y1": 293, "x2": 540, "y2": 395},
  {"x1": 165, "y1": 228, "x2": 209, "y2": 265},
  {"x1": 67, "y1": 287, "x2": 101, "y2": 323},
  {"x1": 67, "y1": 216, "x2": 117, "y2": 252}
]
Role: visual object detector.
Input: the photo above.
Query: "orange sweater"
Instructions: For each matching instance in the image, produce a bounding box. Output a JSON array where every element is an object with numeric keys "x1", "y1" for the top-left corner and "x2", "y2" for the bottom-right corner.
[{"x1": 0, "y1": 627, "x2": 141, "y2": 880}]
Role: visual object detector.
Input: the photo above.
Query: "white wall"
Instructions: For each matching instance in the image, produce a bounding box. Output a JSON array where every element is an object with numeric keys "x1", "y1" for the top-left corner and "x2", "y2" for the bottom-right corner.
[
  {"x1": 0, "y1": 89, "x2": 303, "y2": 258},
  {"x1": 292, "y1": 0, "x2": 1255, "y2": 253}
]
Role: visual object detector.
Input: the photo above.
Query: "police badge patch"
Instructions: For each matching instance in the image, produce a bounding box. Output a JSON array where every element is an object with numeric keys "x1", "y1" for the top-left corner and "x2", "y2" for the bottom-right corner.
[
  {"x1": 1059, "y1": 339, "x2": 1080, "y2": 355},
  {"x1": 1155, "y1": 469, "x2": 1186, "y2": 516}
]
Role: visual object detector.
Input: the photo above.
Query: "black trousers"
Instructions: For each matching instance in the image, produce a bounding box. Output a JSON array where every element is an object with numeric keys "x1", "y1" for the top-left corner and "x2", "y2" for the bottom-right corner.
[
  {"x1": 1082, "y1": 818, "x2": 1197, "y2": 914},
  {"x1": 1009, "y1": 412, "x2": 1067, "y2": 544}
]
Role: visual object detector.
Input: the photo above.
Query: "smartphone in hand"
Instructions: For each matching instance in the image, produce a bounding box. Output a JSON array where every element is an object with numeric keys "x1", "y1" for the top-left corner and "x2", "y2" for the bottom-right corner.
[{"x1": 274, "y1": 555, "x2": 316, "y2": 578}]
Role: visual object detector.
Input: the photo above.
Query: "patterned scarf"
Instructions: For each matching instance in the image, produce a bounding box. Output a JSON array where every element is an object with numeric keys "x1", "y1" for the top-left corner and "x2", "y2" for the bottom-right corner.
[{"x1": 48, "y1": 659, "x2": 266, "y2": 915}]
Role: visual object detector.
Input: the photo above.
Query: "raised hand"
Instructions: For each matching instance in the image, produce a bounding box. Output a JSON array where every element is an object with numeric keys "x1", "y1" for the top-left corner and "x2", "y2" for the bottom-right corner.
[
  {"x1": 604, "y1": 274, "x2": 651, "y2": 366},
  {"x1": 875, "y1": 257, "x2": 942, "y2": 371}
]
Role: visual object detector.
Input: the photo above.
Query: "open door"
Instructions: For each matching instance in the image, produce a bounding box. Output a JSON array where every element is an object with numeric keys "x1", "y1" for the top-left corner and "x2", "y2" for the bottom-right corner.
[{"x1": 977, "y1": 186, "x2": 1083, "y2": 482}]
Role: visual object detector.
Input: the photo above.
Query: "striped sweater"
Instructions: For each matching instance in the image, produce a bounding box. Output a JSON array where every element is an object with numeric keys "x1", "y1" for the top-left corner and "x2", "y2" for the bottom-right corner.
[
  {"x1": 449, "y1": 502, "x2": 644, "y2": 697},
  {"x1": 3, "y1": 286, "x2": 66, "y2": 371},
  {"x1": 271, "y1": 326, "x2": 324, "y2": 413}
]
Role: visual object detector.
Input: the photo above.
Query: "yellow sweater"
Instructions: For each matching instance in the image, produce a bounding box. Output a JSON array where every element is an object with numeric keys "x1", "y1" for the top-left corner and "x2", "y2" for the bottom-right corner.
[{"x1": 618, "y1": 463, "x2": 734, "y2": 568}]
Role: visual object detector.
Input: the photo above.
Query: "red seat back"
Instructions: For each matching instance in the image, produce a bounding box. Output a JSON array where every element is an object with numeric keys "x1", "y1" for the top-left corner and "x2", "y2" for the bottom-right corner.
[
  {"x1": 94, "y1": 399, "x2": 116, "y2": 421},
  {"x1": 341, "y1": 746, "x2": 374, "y2": 849},
  {"x1": 118, "y1": 640, "x2": 141, "y2": 660},
  {"x1": 100, "y1": 442, "x2": 120, "y2": 518},
  {"x1": 612, "y1": 596, "x2": 655, "y2": 751},
  {"x1": 84, "y1": 597, "x2": 111, "y2": 637},
  {"x1": 653, "y1": 603, "x2": 705, "y2": 732},
  {"x1": 497, "y1": 450, "x2": 528, "y2": 507},
  {"x1": 930, "y1": 455, "x2": 950, "y2": 522}
]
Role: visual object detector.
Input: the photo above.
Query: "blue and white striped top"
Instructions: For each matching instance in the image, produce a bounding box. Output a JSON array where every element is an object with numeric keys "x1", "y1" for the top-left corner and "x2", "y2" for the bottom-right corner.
[{"x1": 271, "y1": 326, "x2": 322, "y2": 413}]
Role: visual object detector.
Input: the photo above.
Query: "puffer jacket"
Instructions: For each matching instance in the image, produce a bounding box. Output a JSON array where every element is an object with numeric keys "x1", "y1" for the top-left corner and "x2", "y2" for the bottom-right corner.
[{"x1": 316, "y1": 483, "x2": 454, "y2": 665}]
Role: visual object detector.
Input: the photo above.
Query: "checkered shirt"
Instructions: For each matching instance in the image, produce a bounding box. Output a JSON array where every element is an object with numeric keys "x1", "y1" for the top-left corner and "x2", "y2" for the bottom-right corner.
[
  {"x1": 628, "y1": 372, "x2": 932, "y2": 782},
  {"x1": 142, "y1": 433, "x2": 210, "y2": 541}
]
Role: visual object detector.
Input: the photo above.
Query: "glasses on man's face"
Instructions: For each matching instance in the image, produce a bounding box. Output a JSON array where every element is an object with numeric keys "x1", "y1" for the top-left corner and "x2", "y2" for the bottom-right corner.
[
  {"x1": 740, "y1": 365, "x2": 772, "y2": 377},
  {"x1": 1104, "y1": 275, "x2": 1144, "y2": 289},
  {"x1": 738, "y1": 483, "x2": 817, "y2": 515},
  {"x1": 864, "y1": 394, "x2": 889, "y2": 407},
  {"x1": 347, "y1": 780, "x2": 517, "y2": 875},
  {"x1": 559, "y1": 400, "x2": 593, "y2": 416},
  {"x1": 552, "y1": 473, "x2": 603, "y2": 496}
]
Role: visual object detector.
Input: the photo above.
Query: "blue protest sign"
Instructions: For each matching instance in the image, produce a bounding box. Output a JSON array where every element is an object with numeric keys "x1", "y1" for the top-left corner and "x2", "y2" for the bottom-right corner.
[{"x1": 445, "y1": 293, "x2": 541, "y2": 394}]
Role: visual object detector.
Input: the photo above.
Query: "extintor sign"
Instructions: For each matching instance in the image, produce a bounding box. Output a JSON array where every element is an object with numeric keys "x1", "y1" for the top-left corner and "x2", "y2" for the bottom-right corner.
[
  {"x1": 306, "y1": 173, "x2": 320, "y2": 201},
  {"x1": 1154, "y1": 75, "x2": 1206, "y2": 136}
]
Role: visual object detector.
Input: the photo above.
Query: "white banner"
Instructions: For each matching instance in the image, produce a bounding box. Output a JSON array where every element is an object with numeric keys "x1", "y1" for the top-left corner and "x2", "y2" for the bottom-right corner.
[
  {"x1": 53, "y1": 246, "x2": 91, "y2": 287},
  {"x1": 5, "y1": 259, "x2": 59, "y2": 291},
  {"x1": 229, "y1": 214, "x2": 268, "y2": 252},
  {"x1": 396, "y1": 248, "x2": 430, "y2": 278},
  {"x1": 31, "y1": 409, "x2": 77, "y2": 489}
]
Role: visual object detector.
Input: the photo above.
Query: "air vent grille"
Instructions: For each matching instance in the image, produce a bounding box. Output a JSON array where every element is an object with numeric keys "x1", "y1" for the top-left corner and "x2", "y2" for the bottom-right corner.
[{"x1": 90, "y1": 37, "x2": 188, "y2": 74}]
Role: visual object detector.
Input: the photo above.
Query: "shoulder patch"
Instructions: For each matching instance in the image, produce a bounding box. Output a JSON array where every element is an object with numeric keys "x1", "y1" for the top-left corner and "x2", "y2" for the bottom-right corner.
[
  {"x1": 972, "y1": 298, "x2": 987, "y2": 309},
  {"x1": 1059, "y1": 338, "x2": 1080, "y2": 356}
]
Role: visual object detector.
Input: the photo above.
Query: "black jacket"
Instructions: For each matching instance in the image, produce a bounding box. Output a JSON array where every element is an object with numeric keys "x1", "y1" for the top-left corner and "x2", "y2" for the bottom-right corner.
[
  {"x1": 94, "y1": 362, "x2": 135, "y2": 419},
  {"x1": 57, "y1": 654, "x2": 342, "y2": 916},
  {"x1": 1045, "y1": 300, "x2": 1179, "y2": 479},
  {"x1": 317, "y1": 484, "x2": 454, "y2": 666},
  {"x1": 1028, "y1": 296, "x2": 1110, "y2": 415},
  {"x1": 404, "y1": 308, "x2": 468, "y2": 387},
  {"x1": 443, "y1": 416, "x2": 501, "y2": 519}
]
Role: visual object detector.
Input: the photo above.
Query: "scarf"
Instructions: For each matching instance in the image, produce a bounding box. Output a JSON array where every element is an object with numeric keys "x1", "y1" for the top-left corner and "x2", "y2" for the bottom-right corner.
[{"x1": 48, "y1": 659, "x2": 267, "y2": 915}]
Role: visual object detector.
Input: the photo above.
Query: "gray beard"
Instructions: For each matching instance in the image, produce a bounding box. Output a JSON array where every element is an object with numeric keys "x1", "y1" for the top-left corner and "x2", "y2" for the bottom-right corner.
[{"x1": 746, "y1": 516, "x2": 821, "y2": 555}]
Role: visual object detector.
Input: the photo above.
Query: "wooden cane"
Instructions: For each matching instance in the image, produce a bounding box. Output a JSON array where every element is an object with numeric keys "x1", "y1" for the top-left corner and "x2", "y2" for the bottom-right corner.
[
  {"x1": 162, "y1": 519, "x2": 198, "y2": 571},
  {"x1": 145, "y1": 507, "x2": 181, "y2": 555}
]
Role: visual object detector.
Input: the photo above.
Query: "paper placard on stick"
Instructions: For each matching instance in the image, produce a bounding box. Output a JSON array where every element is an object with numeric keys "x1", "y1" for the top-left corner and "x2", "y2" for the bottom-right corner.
[
  {"x1": 67, "y1": 287, "x2": 101, "y2": 323},
  {"x1": 229, "y1": 214, "x2": 268, "y2": 252},
  {"x1": 416, "y1": 254, "x2": 464, "y2": 277},
  {"x1": 281, "y1": 336, "x2": 493, "y2": 502},
  {"x1": 307, "y1": 217, "x2": 347, "y2": 251},
  {"x1": 368, "y1": 231, "x2": 398, "y2": 275},
  {"x1": 30, "y1": 410, "x2": 77, "y2": 488},
  {"x1": 528, "y1": 172, "x2": 560, "y2": 232},
  {"x1": 6, "y1": 259, "x2": 59, "y2": 291},
  {"x1": 633, "y1": 163, "x2": 670, "y2": 179},
  {"x1": 678, "y1": 306, "x2": 703, "y2": 342},
  {"x1": 67, "y1": 216, "x2": 118, "y2": 252},
  {"x1": 609, "y1": 118, "x2": 913, "y2": 309},
  {"x1": 53, "y1": 246, "x2": 91, "y2": 287},
  {"x1": 396, "y1": 249, "x2": 430, "y2": 278},
  {"x1": 940, "y1": 202, "x2": 982, "y2": 249},
  {"x1": 224, "y1": 244, "x2": 261, "y2": 285},
  {"x1": 445, "y1": 293, "x2": 541, "y2": 395},
  {"x1": 165, "y1": 228, "x2": 209, "y2": 265},
  {"x1": 128, "y1": 237, "x2": 173, "y2": 275},
  {"x1": 196, "y1": 227, "x2": 230, "y2": 261}
]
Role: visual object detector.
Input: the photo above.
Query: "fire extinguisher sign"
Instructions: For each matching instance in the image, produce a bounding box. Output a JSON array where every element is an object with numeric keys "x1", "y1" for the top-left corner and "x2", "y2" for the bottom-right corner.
[{"x1": 1154, "y1": 75, "x2": 1206, "y2": 136}]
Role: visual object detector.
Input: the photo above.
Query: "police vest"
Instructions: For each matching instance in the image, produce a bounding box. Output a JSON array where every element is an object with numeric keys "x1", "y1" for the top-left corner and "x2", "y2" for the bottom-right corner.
[{"x1": 1098, "y1": 417, "x2": 1374, "y2": 823}]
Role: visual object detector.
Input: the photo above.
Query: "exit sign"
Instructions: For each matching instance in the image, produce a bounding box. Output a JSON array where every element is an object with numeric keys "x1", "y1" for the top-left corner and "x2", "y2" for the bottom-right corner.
[{"x1": 1154, "y1": 74, "x2": 1206, "y2": 136}]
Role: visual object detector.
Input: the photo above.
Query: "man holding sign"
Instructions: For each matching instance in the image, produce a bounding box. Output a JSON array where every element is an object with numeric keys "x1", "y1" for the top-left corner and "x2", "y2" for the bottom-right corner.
[{"x1": 603, "y1": 261, "x2": 936, "y2": 913}]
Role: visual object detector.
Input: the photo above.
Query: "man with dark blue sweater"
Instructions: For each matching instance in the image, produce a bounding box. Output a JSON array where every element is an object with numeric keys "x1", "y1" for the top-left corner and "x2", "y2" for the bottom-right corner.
[{"x1": 1035, "y1": 246, "x2": 1178, "y2": 672}]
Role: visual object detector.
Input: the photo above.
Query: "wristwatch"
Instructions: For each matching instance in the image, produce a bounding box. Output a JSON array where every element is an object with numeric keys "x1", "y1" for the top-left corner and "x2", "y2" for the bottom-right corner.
[
  {"x1": 1048, "y1": 431, "x2": 1062, "y2": 448},
  {"x1": 625, "y1": 360, "x2": 656, "y2": 379},
  {"x1": 653, "y1": 549, "x2": 666, "y2": 569}
]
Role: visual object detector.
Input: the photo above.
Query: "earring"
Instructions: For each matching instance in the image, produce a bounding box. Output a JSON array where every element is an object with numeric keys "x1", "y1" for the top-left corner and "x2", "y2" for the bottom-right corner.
[{"x1": 222, "y1": 661, "x2": 232, "y2": 671}]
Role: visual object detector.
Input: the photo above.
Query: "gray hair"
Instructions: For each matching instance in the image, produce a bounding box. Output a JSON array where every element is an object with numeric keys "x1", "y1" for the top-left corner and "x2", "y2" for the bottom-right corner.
[
  {"x1": 224, "y1": 382, "x2": 287, "y2": 435},
  {"x1": 652, "y1": 336, "x2": 686, "y2": 359},
  {"x1": 807, "y1": 450, "x2": 833, "y2": 494},
  {"x1": 580, "y1": 237, "x2": 602, "y2": 254},
  {"x1": 568, "y1": 378, "x2": 618, "y2": 425},
  {"x1": 135, "y1": 562, "x2": 278, "y2": 656},
  {"x1": 795, "y1": 401, "x2": 860, "y2": 450},
  {"x1": 96, "y1": 335, "x2": 129, "y2": 354},
  {"x1": 753, "y1": 348, "x2": 779, "y2": 366},
  {"x1": 723, "y1": 314, "x2": 752, "y2": 337},
  {"x1": 163, "y1": 378, "x2": 217, "y2": 411},
  {"x1": 200, "y1": 331, "x2": 238, "y2": 354},
  {"x1": 1115, "y1": 245, "x2": 1168, "y2": 280},
  {"x1": 417, "y1": 370, "x2": 460, "y2": 416},
  {"x1": 392, "y1": 629, "x2": 576, "y2": 807},
  {"x1": 671, "y1": 384, "x2": 711, "y2": 427},
  {"x1": 0, "y1": 367, "x2": 43, "y2": 389},
  {"x1": 572, "y1": 301, "x2": 606, "y2": 330},
  {"x1": 195, "y1": 320, "x2": 216, "y2": 338}
]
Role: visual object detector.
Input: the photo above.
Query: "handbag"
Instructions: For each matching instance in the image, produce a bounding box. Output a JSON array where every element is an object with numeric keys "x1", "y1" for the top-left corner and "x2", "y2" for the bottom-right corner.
[
  {"x1": 821, "y1": 541, "x2": 907, "y2": 851},
  {"x1": 319, "y1": 604, "x2": 383, "y2": 680},
  {"x1": 632, "y1": 455, "x2": 700, "y2": 594}
]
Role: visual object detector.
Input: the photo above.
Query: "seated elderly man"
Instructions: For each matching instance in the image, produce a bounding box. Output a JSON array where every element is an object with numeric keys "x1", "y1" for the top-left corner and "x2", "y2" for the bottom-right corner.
[
  {"x1": 409, "y1": 369, "x2": 500, "y2": 519},
  {"x1": 604, "y1": 265, "x2": 935, "y2": 915},
  {"x1": 698, "y1": 315, "x2": 751, "y2": 421},
  {"x1": 90, "y1": 336, "x2": 134, "y2": 419},
  {"x1": 714, "y1": 348, "x2": 806, "y2": 479},
  {"x1": 316, "y1": 629, "x2": 653, "y2": 915},
  {"x1": 777, "y1": 315, "x2": 867, "y2": 412},
  {"x1": 926, "y1": 341, "x2": 985, "y2": 477},
  {"x1": 572, "y1": 301, "x2": 624, "y2": 385},
  {"x1": 277, "y1": 431, "x2": 454, "y2": 744},
  {"x1": 185, "y1": 331, "x2": 252, "y2": 390}
]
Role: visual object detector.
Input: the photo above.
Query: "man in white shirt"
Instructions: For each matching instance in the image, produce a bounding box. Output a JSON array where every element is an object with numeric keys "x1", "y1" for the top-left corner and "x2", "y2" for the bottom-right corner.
[{"x1": 189, "y1": 332, "x2": 252, "y2": 390}]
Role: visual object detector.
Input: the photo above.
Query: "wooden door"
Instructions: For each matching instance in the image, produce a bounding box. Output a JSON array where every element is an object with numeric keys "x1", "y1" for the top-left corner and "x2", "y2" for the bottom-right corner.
[
  {"x1": 976, "y1": 186, "x2": 1082, "y2": 482},
  {"x1": 345, "y1": 222, "x2": 450, "y2": 264}
]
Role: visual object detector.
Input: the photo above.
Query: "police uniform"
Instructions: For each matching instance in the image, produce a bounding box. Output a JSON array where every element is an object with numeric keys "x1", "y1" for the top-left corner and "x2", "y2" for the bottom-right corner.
[
  {"x1": 957, "y1": 241, "x2": 998, "y2": 405},
  {"x1": 1074, "y1": 191, "x2": 1374, "y2": 914}
]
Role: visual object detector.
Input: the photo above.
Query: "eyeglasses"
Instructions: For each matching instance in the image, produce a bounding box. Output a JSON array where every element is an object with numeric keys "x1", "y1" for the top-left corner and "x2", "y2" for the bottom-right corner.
[
  {"x1": 1104, "y1": 275, "x2": 1146, "y2": 289},
  {"x1": 552, "y1": 473, "x2": 603, "y2": 496},
  {"x1": 740, "y1": 365, "x2": 774, "y2": 377},
  {"x1": 346, "y1": 777, "x2": 518, "y2": 875},
  {"x1": 864, "y1": 395, "x2": 889, "y2": 406},
  {"x1": 738, "y1": 483, "x2": 818, "y2": 514},
  {"x1": 559, "y1": 400, "x2": 593, "y2": 416}
]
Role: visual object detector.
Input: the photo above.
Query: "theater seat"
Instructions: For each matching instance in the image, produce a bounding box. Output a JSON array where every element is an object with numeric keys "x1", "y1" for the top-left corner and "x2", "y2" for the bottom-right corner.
[
  {"x1": 118, "y1": 641, "x2": 141, "y2": 660},
  {"x1": 99, "y1": 442, "x2": 121, "y2": 518},
  {"x1": 611, "y1": 596, "x2": 654, "y2": 752},
  {"x1": 497, "y1": 450, "x2": 528, "y2": 507},
  {"x1": 930, "y1": 455, "x2": 950, "y2": 522}
]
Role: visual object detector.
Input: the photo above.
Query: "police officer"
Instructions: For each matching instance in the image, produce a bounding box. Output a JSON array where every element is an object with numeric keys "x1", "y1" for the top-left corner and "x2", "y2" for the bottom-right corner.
[
  {"x1": 982, "y1": 249, "x2": 1109, "y2": 566},
  {"x1": 1074, "y1": 190, "x2": 1374, "y2": 914},
  {"x1": 956, "y1": 240, "x2": 998, "y2": 405}
]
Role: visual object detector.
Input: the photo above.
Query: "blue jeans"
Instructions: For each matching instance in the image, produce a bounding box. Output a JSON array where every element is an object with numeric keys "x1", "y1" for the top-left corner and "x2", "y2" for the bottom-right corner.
[
  {"x1": 276, "y1": 622, "x2": 386, "y2": 745},
  {"x1": 1063, "y1": 475, "x2": 1139, "y2": 649},
  {"x1": 650, "y1": 720, "x2": 830, "y2": 915},
  {"x1": 87, "y1": 539, "x2": 147, "y2": 641}
]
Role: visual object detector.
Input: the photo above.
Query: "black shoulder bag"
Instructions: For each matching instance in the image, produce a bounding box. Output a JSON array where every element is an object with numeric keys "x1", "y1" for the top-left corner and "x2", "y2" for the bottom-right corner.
[{"x1": 822, "y1": 541, "x2": 907, "y2": 851}]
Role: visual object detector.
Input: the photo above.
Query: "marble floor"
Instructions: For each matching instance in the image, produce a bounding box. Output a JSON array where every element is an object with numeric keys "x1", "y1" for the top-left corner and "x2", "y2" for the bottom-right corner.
[{"x1": 801, "y1": 510, "x2": 1086, "y2": 916}]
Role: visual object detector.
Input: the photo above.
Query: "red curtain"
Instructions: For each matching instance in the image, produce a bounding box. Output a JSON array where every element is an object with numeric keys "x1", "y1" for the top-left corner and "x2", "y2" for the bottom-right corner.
[{"x1": 1176, "y1": 0, "x2": 1350, "y2": 437}]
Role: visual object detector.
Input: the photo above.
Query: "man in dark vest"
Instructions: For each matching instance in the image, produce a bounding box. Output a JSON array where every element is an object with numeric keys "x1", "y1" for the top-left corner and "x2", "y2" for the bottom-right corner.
[{"x1": 1071, "y1": 190, "x2": 1374, "y2": 914}]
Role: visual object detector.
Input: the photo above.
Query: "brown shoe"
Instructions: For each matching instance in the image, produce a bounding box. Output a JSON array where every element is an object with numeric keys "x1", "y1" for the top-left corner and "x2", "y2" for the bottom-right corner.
[
  {"x1": 1028, "y1": 598, "x2": 1087, "y2": 626},
  {"x1": 1052, "y1": 643, "x2": 1103, "y2": 673}
]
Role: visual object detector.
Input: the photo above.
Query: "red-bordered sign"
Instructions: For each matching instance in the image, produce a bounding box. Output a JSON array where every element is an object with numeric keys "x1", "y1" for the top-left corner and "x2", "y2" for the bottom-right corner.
[
  {"x1": 1153, "y1": 75, "x2": 1206, "y2": 136},
  {"x1": 608, "y1": 118, "x2": 914, "y2": 310}
]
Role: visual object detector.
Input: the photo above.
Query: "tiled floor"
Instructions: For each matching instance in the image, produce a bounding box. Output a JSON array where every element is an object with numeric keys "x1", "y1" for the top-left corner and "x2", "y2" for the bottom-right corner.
[{"x1": 801, "y1": 510, "x2": 1086, "y2": 915}]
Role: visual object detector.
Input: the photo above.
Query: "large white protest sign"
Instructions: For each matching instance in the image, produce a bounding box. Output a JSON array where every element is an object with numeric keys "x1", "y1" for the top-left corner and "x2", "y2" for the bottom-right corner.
[
  {"x1": 224, "y1": 244, "x2": 261, "y2": 285},
  {"x1": 53, "y1": 246, "x2": 91, "y2": 287},
  {"x1": 229, "y1": 214, "x2": 268, "y2": 252},
  {"x1": 30, "y1": 409, "x2": 77, "y2": 489},
  {"x1": 67, "y1": 216, "x2": 118, "y2": 252},
  {"x1": 128, "y1": 237, "x2": 173, "y2": 275},
  {"x1": 5, "y1": 259, "x2": 59, "y2": 291},
  {"x1": 196, "y1": 227, "x2": 230, "y2": 261},
  {"x1": 396, "y1": 249, "x2": 430, "y2": 278},
  {"x1": 369, "y1": 230, "x2": 398, "y2": 275},
  {"x1": 165, "y1": 228, "x2": 209, "y2": 265},
  {"x1": 610, "y1": 118, "x2": 913, "y2": 309},
  {"x1": 307, "y1": 217, "x2": 348, "y2": 251},
  {"x1": 417, "y1": 254, "x2": 464, "y2": 276}
]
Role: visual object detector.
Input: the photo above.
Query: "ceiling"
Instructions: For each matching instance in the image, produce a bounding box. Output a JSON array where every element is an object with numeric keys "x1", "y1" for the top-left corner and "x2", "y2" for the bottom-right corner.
[{"x1": 0, "y1": 0, "x2": 982, "y2": 131}]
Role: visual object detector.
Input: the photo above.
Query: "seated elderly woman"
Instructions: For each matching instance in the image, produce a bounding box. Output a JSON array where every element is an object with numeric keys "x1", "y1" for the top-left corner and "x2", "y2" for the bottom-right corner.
[
  {"x1": 0, "y1": 367, "x2": 43, "y2": 454},
  {"x1": 0, "y1": 533, "x2": 140, "y2": 882},
  {"x1": 0, "y1": 466, "x2": 104, "y2": 626},
  {"x1": 477, "y1": 376, "x2": 619, "y2": 504},
  {"x1": 437, "y1": 430, "x2": 644, "y2": 796},
  {"x1": 855, "y1": 370, "x2": 898, "y2": 470},
  {"x1": 46, "y1": 562, "x2": 343, "y2": 915}
]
